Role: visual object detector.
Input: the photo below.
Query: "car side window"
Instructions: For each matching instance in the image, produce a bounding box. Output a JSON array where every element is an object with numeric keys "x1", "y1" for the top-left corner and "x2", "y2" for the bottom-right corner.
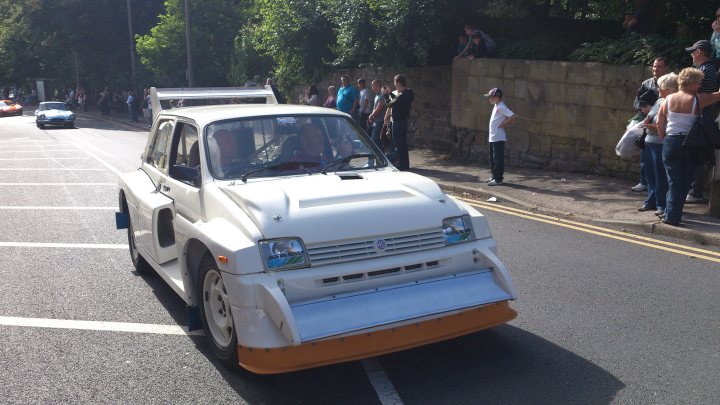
[
  {"x1": 146, "y1": 119, "x2": 174, "y2": 173},
  {"x1": 169, "y1": 122, "x2": 200, "y2": 184}
]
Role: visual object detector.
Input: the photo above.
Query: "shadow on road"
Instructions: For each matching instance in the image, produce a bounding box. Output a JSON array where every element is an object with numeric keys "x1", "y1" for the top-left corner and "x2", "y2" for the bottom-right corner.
[{"x1": 379, "y1": 324, "x2": 624, "y2": 404}]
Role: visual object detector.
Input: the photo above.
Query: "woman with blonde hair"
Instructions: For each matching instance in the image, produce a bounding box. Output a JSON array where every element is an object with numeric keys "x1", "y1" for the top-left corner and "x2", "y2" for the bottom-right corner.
[
  {"x1": 656, "y1": 67, "x2": 720, "y2": 225},
  {"x1": 640, "y1": 72, "x2": 678, "y2": 216}
]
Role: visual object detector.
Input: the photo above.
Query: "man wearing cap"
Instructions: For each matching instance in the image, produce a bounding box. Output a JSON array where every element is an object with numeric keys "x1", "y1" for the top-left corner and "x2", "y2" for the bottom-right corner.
[
  {"x1": 631, "y1": 57, "x2": 668, "y2": 192},
  {"x1": 483, "y1": 88, "x2": 515, "y2": 186},
  {"x1": 685, "y1": 40, "x2": 718, "y2": 203}
]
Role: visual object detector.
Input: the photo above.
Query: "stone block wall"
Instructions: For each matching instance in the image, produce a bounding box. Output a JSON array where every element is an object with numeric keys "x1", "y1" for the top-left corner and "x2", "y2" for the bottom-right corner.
[
  {"x1": 301, "y1": 58, "x2": 649, "y2": 179},
  {"x1": 451, "y1": 58, "x2": 648, "y2": 178}
]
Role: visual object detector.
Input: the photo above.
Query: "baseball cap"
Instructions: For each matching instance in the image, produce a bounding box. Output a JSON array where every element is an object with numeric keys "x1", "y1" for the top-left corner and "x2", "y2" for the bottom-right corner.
[
  {"x1": 685, "y1": 40, "x2": 712, "y2": 53},
  {"x1": 483, "y1": 88, "x2": 502, "y2": 98}
]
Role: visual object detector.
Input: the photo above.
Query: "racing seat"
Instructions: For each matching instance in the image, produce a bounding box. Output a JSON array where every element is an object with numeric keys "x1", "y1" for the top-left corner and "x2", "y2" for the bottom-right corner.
[{"x1": 187, "y1": 141, "x2": 200, "y2": 168}]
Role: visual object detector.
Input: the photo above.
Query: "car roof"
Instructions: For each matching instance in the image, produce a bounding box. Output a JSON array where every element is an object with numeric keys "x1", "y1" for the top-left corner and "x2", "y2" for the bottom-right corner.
[{"x1": 158, "y1": 104, "x2": 349, "y2": 127}]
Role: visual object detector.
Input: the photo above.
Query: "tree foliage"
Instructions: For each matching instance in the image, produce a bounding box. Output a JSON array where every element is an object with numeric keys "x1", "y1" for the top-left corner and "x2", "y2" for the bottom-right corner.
[{"x1": 2, "y1": 0, "x2": 719, "y2": 93}]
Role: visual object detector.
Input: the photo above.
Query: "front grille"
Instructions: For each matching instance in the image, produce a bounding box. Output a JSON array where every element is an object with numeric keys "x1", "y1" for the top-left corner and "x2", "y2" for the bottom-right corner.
[
  {"x1": 320, "y1": 260, "x2": 445, "y2": 285},
  {"x1": 307, "y1": 228, "x2": 445, "y2": 267}
]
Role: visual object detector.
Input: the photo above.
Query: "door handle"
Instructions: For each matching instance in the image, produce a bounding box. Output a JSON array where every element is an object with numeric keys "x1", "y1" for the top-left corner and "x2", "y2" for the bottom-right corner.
[{"x1": 161, "y1": 184, "x2": 170, "y2": 192}]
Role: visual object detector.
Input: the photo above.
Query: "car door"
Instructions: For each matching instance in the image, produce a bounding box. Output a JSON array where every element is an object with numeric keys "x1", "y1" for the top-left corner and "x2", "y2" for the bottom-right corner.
[
  {"x1": 136, "y1": 118, "x2": 177, "y2": 265},
  {"x1": 163, "y1": 121, "x2": 202, "y2": 223}
]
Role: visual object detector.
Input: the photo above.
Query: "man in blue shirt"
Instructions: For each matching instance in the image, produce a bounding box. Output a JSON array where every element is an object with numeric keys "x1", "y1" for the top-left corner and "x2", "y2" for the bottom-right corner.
[{"x1": 336, "y1": 75, "x2": 359, "y2": 119}]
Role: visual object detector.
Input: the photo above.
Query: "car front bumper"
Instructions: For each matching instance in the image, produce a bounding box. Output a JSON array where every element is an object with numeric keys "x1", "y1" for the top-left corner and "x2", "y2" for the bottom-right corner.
[
  {"x1": 37, "y1": 117, "x2": 74, "y2": 125},
  {"x1": 237, "y1": 300, "x2": 516, "y2": 374}
]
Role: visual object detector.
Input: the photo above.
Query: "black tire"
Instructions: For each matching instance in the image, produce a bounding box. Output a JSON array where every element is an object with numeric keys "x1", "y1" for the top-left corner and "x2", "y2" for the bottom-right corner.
[
  {"x1": 37, "y1": 123, "x2": 44, "y2": 129},
  {"x1": 127, "y1": 217, "x2": 151, "y2": 273},
  {"x1": 198, "y1": 254, "x2": 239, "y2": 369}
]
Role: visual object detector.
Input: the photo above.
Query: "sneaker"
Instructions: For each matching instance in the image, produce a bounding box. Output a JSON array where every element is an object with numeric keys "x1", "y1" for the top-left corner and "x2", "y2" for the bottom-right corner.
[
  {"x1": 485, "y1": 178, "x2": 494, "y2": 183},
  {"x1": 685, "y1": 194, "x2": 703, "y2": 203},
  {"x1": 654, "y1": 209, "x2": 664, "y2": 217},
  {"x1": 631, "y1": 183, "x2": 647, "y2": 192},
  {"x1": 487, "y1": 179, "x2": 504, "y2": 186}
]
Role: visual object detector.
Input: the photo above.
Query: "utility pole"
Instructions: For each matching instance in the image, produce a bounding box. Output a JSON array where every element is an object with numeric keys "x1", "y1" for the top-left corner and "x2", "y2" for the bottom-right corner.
[
  {"x1": 184, "y1": 0, "x2": 194, "y2": 87},
  {"x1": 710, "y1": 150, "x2": 720, "y2": 218},
  {"x1": 73, "y1": 51, "x2": 79, "y2": 88},
  {"x1": 126, "y1": 0, "x2": 137, "y2": 89}
]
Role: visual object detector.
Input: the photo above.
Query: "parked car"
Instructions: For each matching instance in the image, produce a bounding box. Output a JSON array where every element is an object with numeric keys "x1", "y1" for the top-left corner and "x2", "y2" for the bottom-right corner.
[
  {"x1": 35, "y1": 101, "x2": 75, "y2": 128},
  {"x1": 116, "y1": 87, "x2": 517, "y2": 374},
  {"x1": 0, "y1": 99, "x2": 23, "y2": 116}
]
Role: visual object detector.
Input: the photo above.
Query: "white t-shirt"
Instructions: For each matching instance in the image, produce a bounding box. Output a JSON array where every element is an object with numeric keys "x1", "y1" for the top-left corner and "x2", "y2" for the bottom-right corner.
[
  {"x1": 359, "y1": 88, "x2": 372, "y2": 114},
  {"x1": 488, "y1": 101, "x2": 514, "y2": 142}
]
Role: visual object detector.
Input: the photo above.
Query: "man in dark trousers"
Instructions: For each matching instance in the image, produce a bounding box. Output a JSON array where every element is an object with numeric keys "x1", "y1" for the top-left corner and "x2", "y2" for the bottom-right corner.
[
  {"x1": 384, "y1": 74, "x2": 414, "y2": 171},
  {"x1": 685, "y1": 40, "x2": 718, "y2": 203}
]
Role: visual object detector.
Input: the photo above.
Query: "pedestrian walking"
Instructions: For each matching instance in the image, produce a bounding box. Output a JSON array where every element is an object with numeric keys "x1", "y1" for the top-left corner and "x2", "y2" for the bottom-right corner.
[{"x1": 483, "y1": 87, "x2": 516, "y2": 186}]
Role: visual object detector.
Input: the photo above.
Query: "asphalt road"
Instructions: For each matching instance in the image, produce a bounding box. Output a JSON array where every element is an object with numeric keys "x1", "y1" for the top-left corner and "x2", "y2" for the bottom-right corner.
[{"x1": 0, "y1": 111, "x2": 718, "y2": 404}]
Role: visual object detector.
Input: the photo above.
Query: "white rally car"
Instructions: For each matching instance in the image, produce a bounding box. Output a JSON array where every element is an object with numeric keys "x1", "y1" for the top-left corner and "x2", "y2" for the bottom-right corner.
[{"x1": 116, "y1": 87, "x2": 517, "y2": 374}]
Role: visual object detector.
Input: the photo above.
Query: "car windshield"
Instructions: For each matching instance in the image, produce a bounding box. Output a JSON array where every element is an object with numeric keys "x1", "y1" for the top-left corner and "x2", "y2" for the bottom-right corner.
[
  {"x1": 42, "y1": 103, "x2": 66, "y2": 110},
  {"x1": 205, "y1": 115, "x2": 387, "y2": 180}
]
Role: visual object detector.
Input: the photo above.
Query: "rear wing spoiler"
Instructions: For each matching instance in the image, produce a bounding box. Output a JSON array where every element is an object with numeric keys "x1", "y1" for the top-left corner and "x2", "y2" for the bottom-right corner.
[{"x1": 150, "y1": 86, "x2": 278, "y2": 121}]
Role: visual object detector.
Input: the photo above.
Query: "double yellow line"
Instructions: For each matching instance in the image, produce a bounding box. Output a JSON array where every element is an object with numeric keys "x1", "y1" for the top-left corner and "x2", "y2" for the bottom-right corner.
[{"x1": 457, "y1": 196, "x2": 720, "y2": 264}]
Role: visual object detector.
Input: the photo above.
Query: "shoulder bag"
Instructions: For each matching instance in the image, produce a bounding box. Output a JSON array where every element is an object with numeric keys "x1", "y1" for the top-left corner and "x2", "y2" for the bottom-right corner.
[{"x1": 683, "y1": 96, "x2": 720, "y2": 149}]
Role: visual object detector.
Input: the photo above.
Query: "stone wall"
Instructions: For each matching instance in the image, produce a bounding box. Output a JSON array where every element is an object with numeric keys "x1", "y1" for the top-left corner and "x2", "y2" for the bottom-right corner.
[
  {"x1": 305, "y1": 59, "x2": 649, "y2": 179},
  {"x1": 451, "y1": 58, "x2": 648, "y2": 178}
]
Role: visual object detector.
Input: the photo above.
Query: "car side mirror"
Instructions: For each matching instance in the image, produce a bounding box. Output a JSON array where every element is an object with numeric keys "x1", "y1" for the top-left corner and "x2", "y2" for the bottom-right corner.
[{"x1": 170, "y1": 165, "x2": 200, "y2": 187}]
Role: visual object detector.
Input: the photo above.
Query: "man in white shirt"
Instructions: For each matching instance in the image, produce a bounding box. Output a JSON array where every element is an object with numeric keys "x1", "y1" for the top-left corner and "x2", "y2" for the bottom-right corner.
[
  {"x1": 357, "y1": 78, "x2": 372, "y2": 132},
  {"x1": 483, "y1": 88, "x2": 516, "y2": 186}
]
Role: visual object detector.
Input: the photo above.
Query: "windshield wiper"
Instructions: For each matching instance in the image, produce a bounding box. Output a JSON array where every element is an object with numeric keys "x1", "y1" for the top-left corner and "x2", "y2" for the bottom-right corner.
[
  {"x1": 241, "y1": 161, "x2": 320, "y2": 182},
  {"x1": 321, "y1": 153, "x2": 378, "y2": 174}
]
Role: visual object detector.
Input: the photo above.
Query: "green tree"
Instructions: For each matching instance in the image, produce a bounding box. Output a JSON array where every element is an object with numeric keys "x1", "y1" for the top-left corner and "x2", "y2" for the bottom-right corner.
[
  {"x1": 136, "y1": 0, "x2": 241, "y2": 87},
  {"x1": 245, "y1": 0, "x2": 335, "y2": 91}
]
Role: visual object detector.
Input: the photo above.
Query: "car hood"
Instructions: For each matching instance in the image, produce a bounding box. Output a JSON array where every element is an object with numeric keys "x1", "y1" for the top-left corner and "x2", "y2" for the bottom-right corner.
[
  {"x1": 218, "y1": 171, "x2": 463, "y2": 242},
  {"x1": 40, "y1": 109, "x2": 72, "y2": 117}
]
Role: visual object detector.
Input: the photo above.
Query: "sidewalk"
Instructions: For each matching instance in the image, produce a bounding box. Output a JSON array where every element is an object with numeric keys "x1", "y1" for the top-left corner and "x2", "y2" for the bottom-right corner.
[
  {"x1": 82, "y1": 110, "x2": 720, "y2": 248},
  {"x1": 409, "y1": 149, "x2": 720, "y2": 248}
]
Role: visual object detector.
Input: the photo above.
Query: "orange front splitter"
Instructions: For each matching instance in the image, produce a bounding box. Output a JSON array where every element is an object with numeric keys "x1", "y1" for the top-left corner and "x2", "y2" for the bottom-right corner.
[{"x1": 237, "y1": 301, "x2": 517, "y2": 374}]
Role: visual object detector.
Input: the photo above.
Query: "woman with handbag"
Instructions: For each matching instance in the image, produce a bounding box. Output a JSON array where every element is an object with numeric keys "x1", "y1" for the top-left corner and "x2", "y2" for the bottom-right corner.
[
  {"x1": 639, "y1": 73, "x2": 678, "y2": 216},
  {"x1": 656, "y1": 67, "x2": 720, "y2": 225}
]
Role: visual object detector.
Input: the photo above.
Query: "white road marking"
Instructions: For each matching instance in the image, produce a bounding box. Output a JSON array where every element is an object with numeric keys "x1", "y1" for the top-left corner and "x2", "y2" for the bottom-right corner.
[
  {"x1": 0, "y1": 157, "x2": 90, "y2": 160},
  {"x1": 0, "y1": 182, "x2": 115, "y2": 186},
  {"x1": 6, "y1": 150, "x2": 80, "y2": 153},
  {"x1": 362, "y1": 358, "x2": 404, "y2": 405},
  {"x1": 0, "y1": 168, "x2": 103, "y2": 171},
  {"x1": 0, "y1": 242, "x2": 126, "y2": 249},
  {"x1": 0, "y1": 206, "x2": 116, "y2": 210},
  {"x1": 0, "y1": 316, "x2": 203, "y2": 336},
  {"x1": 71, "y1": 142, "x2": 123, "y2": 176}
]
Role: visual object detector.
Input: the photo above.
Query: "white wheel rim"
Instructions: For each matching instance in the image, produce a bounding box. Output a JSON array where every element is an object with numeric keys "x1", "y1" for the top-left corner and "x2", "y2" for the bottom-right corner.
[{"x1": 203, "y1": 269, "x2": 233, "y2": 347}]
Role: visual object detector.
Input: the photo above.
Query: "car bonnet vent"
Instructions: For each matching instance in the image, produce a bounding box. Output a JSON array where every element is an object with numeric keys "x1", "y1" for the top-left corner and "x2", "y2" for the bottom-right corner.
[{"x1": 338, "y1": 173, "x2": 363, "y2": 180}]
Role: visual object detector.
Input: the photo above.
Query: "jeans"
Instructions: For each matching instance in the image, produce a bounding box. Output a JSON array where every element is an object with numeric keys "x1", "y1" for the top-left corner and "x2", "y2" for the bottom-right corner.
[
  {"x1": 489, "y1": 141, "x2": 505, "y2": 182},
  {"x1": 643, "y1": 142, "x2": 667, "y2": 210},
  {"x1": 370, "y1": 121, "x2": 385, "y2": 151},
  {"x1": 662, "y1": 135, "x2": 698, "y2": 223},
  {"x1": 359, "y1": 113, "x2": 370, "y2": 132},
  {"x1": 639, "y1": 148, "x2": 647, "y2": 186}
]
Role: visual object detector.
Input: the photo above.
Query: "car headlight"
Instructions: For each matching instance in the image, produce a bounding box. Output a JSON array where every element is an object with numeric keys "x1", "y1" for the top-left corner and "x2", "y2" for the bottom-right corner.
[
  {"x1": 38, "y1": 114, "x2": 45, "y2": 119},
  {"x1": 68, "y1": 114, "x2": 74, "y2": 119},
  {"x1": 442, "y1": 215, "x2": 475, "y2": 245},
  {"x1": 259, "y1": 238, "x2": 310, "y2": 271}
]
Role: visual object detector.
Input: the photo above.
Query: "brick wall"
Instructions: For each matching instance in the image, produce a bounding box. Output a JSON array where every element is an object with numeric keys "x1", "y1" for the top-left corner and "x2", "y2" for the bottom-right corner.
[{"x1": 305, "y1": 58, "x2": 649, "y2": 179}]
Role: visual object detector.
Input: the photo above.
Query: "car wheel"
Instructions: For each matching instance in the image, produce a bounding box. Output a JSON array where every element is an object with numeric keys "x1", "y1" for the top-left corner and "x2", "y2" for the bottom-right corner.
[
  {"x1": 198, "y1": 254, "x2": 239, "y2": 368},
  {"x1": 37, "y1": 123, "x2": 44, "y2": 129},
  {"x1": 127, "y1": 217, "x2": 151, "y2": 273},
  {"x1": 65, "y1": 123, "x2": 74, "y2": 129}
]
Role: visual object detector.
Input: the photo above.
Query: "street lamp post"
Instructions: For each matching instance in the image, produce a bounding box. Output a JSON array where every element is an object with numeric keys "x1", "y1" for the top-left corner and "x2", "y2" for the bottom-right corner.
[
  {"x1": 126, "y1": 0, "x2": 137, "y2": 89},
  {"x1": 184, "y1": 0, "x2": 194, "y2": 87}
]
